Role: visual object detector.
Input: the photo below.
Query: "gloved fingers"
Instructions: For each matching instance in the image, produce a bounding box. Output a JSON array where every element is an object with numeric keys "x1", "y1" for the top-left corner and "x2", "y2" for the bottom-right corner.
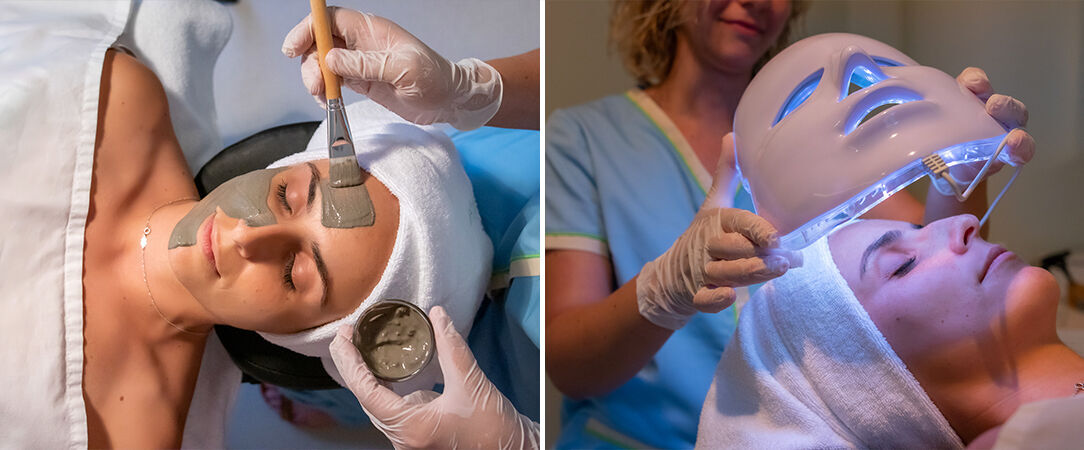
[
  {"x1": 328, "y1": 325, "x2": 410, "y2": 420},
  {"x1": 282, "y1": 14, "x2": 313, "y2": 58},
  {"x1": 325, "y1": 48, "x2": 403, "y2": 86},
  {"x1": 763, "y1": 247, "x2": 803, "y2": 268},
  {"x1": 702, "y1": 132, "x2": 738, "y2": 209},
  {"x1": 283, "y1": 8, "x2": 377, "y2": 58},
  {"x1": 400, "y1": 389, "x2": 440, "y2": 406},
  {"x1": 300, "y1": 52, "x2": 325, "y2": 97},
  {"x1": 1002, "y1": 128, "x2": 1035, "y2": 166},
  {"x1": 957, "y1": 67, "x2": 993, "y2": 102},
  {"x1": 430, "y1": 306, "x2": 479, "y2": 387},
  {"x1": 705, "y1": 232, "x2": 759, "y2": 260},
  {"x1": 986, "y1": 94, "x2": 1029, "y2": 128},
  {"x1": 714, "y1": 209, "x2": 779, "y2": 249},
  {"x1": 328, "y1": 7, "x2": 387, "y2": 52},
  {"x1": 950, "y1": 129, "x2": 1034, "y2": 182},
  {"x1": 342, "y1": 78, "x2": 374, "y2": 96},
  {"x1": 692, "y1": 286, "x2": 737, "y2": 313},
  {"x1": 703, "y1": 256, "x2": 788, "y2": 287}
]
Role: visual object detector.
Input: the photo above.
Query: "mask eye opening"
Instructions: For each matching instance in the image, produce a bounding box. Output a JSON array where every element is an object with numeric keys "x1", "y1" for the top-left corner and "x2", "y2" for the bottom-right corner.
[
  {"x1": 857, "y1": 102, "x2": 902, "y2": 126},
  {"x1": 774, "y1": 68, "x2": 824, "y2": 126},
  {"x1": 873, "y1": 56, "x2": 903, "y2": 67}
]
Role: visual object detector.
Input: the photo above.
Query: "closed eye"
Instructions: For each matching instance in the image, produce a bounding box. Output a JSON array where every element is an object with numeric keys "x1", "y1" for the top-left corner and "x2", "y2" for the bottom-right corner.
[
  {"x1": 277, "y1": 181, "x2": 292, "y2": 214},
  {"x1": 283, "y1": 253, "x2": 296, "y2": 290},
  {"x1": 892, "y1": 256, "x2": 916, "y2": 278}
]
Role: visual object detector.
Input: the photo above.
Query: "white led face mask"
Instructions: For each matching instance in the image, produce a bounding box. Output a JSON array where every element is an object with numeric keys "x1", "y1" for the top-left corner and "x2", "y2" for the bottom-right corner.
[{"x1": 734, "y1": 33, "x2": 1021, "y2": 250}]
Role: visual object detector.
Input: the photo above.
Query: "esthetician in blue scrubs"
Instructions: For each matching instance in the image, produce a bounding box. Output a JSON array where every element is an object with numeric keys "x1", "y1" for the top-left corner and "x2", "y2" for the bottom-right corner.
[{"x1": 545, "y1": 1, "x2": 1034, "y2": 448}]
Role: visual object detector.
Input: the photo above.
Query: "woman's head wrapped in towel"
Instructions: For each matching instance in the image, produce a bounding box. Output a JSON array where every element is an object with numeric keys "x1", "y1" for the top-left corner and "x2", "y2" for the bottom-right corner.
[
  {"x1": 697, "y1": 215, "x2": 1067, "y2": 448},
  {"x1": 168, "y1": 100, "x2": 491, "y2": 391}
]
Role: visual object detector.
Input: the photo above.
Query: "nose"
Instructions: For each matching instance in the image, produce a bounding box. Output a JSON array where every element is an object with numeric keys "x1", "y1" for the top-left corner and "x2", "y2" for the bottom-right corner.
[
  {"x1": 834, "y1": 46, "x2": 889, "y2": 100},
  {"x1": 735, "y1": 0, "x2": 769, "y2": 14},
  {"x1": 944, "y1": 214, "x2": 980, "y2": 255},
  {"x1": 227, "y1": 216, "x2": 293, "y2": 261}
]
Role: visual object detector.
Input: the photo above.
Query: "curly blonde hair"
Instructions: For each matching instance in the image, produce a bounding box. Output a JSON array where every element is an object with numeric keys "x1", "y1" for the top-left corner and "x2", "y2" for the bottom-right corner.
[{"x1": 610, "y1": 0, "x2": 808, "y2": 87}]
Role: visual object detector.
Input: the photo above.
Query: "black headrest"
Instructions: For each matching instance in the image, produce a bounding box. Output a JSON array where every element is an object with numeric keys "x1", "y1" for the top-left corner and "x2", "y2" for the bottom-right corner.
[{"x1": 196, "y1": 121, "x2": 341, "y2": 390}]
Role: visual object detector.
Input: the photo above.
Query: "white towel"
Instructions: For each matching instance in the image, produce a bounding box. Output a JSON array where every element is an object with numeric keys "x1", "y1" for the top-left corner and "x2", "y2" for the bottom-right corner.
[
  {"x1": 696, "y1": 236, "x2": 964, "y2": 448},
  {"x1": 113, "y1": 0, "x2": 232, "y2": 172},
  {"x1": 259, "y1": 100, "x2": 493, "y2": 394}
]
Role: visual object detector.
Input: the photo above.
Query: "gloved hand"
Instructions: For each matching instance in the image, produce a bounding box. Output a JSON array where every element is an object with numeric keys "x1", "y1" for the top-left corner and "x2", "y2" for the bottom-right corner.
[
  {"x1": 283, "y1": 7, "x2": 502, "y2": 131},
  {"x1": 636, "y1": 133, "x2": 799, "y2": 330},
  {"x1": 949, "y1": 67, "x2": 1035, "y2": 183},
  {"x1": 329, "y1": 306, "x2": 539, "y2": 450}
]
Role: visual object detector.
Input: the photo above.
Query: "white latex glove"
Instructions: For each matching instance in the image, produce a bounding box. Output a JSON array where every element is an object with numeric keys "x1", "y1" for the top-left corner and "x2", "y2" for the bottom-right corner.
[
  {"x1": 949, "y1": 67, "x2": 1035, "y2": 183},
  {"x1": 329, "y1": 306, "x2": 539, "y2": 450},
  {"x1": 283, "y1": 7, "x2": 502, "y2": 131},
  {"x1": 637, "y1": 133, "x2": 800, "y2": 330}
]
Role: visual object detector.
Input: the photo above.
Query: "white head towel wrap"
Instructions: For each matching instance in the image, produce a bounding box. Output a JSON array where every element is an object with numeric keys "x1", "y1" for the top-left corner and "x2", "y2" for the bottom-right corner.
[
  {"x1": 696, "y1": 235, "x2": 964, "y2": 448},
  {"x1": 257, "y1": 100, "x2": 492, "y2": 393}
]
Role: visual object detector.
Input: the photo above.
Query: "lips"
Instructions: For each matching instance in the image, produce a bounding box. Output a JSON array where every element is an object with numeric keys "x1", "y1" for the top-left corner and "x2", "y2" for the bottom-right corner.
[
  {"x1": 722, "y1": 18, "x2": 764, "y2": 35},
  {"x1": 201, "y1": 211, "x2": 219, "y2": 277},
  {"x1": 980, "y1": 245, "x2": 1008, "y2": 283}
]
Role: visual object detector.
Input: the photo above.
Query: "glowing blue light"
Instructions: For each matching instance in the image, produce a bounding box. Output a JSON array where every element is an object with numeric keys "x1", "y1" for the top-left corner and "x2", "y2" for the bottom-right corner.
[
  {"x1": 777, "y1": 133, "x2": 1008, "y2": 251},
  {"x1": 843, "y1": 95, "x2": 920, "y2": 135},
  {"x1": 774, "y1": 69, "x2": 823, "y2": 126}
]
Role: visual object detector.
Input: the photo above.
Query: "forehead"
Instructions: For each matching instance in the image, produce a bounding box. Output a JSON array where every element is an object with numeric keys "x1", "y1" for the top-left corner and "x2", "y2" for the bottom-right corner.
[{"x1": 292, "y1": 159, "x2": 396, "y2": 318}]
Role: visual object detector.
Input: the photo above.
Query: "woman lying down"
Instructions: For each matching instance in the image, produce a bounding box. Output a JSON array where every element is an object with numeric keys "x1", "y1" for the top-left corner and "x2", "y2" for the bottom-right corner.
[
  {"x1": 0, "y1": 14, "x2": 489, "y2": 450},
  {"x1": 696, "y1": 215, "x2": 1084, "y2": 448}
]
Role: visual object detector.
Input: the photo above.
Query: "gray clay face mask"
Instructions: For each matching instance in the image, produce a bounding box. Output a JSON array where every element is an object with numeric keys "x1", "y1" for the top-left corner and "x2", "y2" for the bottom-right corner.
[
  {"x1": 169, "y1": 166, "x2": 376, "y2": 249},
  {"x1": 320, "y1": 180, "x2": 375, "y2": 229},
  {"x1": 170, "y1": 168, "x2": 286, "y2": 249}
]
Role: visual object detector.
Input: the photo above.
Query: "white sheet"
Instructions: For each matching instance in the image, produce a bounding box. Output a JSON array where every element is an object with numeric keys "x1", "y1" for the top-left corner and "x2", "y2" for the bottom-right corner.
[
  {"x1": 0, "y1": 1, "x2": 131, "y2": 448},
  {"x1": 0, "y1": 1, "x2": 239, "y2": 448}
]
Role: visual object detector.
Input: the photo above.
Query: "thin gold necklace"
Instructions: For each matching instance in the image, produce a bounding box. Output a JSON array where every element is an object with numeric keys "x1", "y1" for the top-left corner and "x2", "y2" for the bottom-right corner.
[{"x1": 139, "y1": 197, "x2": 208, "y2": 335}]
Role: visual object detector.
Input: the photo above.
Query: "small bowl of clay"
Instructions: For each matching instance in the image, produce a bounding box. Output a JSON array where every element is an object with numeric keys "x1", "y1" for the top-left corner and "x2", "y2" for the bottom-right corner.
[{"x1": 352, "y1": 299, "x2": 435, "y2": 382}]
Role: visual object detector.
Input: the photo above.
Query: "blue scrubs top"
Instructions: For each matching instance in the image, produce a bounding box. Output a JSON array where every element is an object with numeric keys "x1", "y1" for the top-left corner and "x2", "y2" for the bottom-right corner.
[
  {"x1": 546, "y1": 90, "x2": 754, "y2": 449},
  {"x1": 450, "y1": 126, "x2": 541, "y2": 422}
]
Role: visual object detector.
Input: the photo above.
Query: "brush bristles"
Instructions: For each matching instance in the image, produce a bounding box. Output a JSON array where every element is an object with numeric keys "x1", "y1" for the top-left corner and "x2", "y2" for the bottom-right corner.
[{"x1": 330, "y1": 156, "x2": 364, "y2": 188}]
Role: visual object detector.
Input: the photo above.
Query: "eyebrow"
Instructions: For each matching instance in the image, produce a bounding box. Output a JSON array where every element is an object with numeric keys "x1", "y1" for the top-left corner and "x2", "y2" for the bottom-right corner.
[
  {"x1": 859, "y1": 223, "x2": 923, "y2": 280},
  {"x1": 860, "y1": 230, "x2": 901, "y2": 280},
  {"x1": 312, "y1": 242, "x2": 329, "y2": 306},
  {"x1": 305, "y1": 162, "x2": 319, "y2": 210}
]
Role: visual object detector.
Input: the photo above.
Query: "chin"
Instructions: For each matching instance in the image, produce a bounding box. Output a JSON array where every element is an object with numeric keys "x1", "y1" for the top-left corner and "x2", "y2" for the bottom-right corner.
[
  {"x1": 1014, "y1": 266, "x2": 1060, "y2": 298},
  {"x1": 1005, "y1": 266, "x2": 1061, "y2": 327},
  {"x1": 167, "y1": 245, "x2": 205, "y2": 298}
]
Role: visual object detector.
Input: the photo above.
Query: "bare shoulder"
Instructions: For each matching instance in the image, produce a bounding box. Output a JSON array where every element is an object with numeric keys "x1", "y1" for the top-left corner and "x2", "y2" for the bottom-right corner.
[
  {"x1": 97, "y1": 50, "x2": 173, "y2": 139},
  {"x1": 92, "y1": 50, "x2": 196, "y2": 221}
]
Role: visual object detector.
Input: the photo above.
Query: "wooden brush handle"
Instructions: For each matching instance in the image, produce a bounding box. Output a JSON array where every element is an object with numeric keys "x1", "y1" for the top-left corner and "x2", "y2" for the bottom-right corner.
[{"x1": 309, "y1": 0, "x2": 341, "y2": 100}]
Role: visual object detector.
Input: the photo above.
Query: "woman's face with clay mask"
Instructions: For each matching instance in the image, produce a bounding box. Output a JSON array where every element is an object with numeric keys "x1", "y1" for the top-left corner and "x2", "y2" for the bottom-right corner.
[
  {"x1": 679, "y1": 0, "x2": 791, "y2": 75},
  {"x1": 828, "y1": 215, "x2": 1059, "y2": 367},
  {"x1": 167, "y1": 159, "x2": 399, "y2": 333}
]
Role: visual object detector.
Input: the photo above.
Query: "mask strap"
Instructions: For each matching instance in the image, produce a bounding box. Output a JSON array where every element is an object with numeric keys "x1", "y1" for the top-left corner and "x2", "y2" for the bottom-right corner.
[
  {"x1": 979, "y1": 164, "x2": 1021, "y2": 226},
  {"x1": 920, "y1": 129, "x2": 1024, "y2": 225}
]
